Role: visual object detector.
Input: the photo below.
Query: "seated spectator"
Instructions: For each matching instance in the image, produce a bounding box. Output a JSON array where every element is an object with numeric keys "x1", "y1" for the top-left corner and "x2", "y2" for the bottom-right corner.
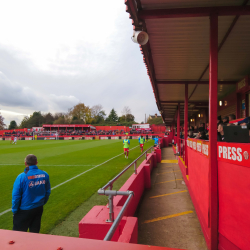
[
  {"x1": 217, "y1": 116, "x2": 222, "y2": 126},
  {"x1": 237, "y1": 116, "x2": 250, "y2": 125},
  {"x1": 229, "y1": 114, "x2": 236, "y2": 121},
  {"x1": 197, "y1": 130, "x2": 208, "y2": 140},
  {"x1": 188, "y1": 130, "x2": 195, "y2": 138},
  {"x1": 217, "y1": 123, "x2": 225, "y2": 141},
  {"x1": 205, "y1": 123, "x2": 209, "y2": 133},
  {"x1": 189, "y1": 126, "x2": 194, "y2": 131},
  {"x1": 222, "y1": 116, "x2": 229, "y2": 124},
  {"x1": 193, "y1": 126, "x2": 198, "y2": 133},
  {"x1": 198, "y1": 123, "x2": 205, "y2": 132}
]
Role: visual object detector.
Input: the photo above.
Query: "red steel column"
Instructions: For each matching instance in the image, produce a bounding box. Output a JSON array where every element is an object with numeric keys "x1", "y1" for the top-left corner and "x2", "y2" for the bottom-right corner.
[
  {"x1": 184, "y1": 84, "x2": 188, "y2": 167},
  {"x1": 209, "y1": 13, "x2": 218, "y2": 250},
  {"x1": 177, "y1": 103, "x2": 180, "y2": 153}
]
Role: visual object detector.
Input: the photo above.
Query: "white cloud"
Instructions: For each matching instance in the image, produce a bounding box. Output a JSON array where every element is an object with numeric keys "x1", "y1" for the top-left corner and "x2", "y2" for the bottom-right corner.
[
  {"x1": 0, "y1": 0, "x2": 159, "y2": 125},
  {"x1": 0, "y1": 71, "x2": 80, "y2": 125}
]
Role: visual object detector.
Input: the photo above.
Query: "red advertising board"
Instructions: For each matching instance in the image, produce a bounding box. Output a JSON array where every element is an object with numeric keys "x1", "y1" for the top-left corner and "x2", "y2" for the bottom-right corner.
[{"x1": 187, "y1": 138, "x2": 209, "y2": 158}]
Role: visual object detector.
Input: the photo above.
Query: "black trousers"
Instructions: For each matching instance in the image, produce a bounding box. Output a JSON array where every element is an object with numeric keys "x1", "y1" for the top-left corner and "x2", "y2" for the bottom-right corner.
[{"x1": 13, "y1": 206, "x2": 43, "y2": 233}]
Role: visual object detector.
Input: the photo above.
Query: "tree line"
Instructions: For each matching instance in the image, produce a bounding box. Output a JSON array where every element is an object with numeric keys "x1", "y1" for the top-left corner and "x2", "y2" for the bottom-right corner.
[{"x1": 1, "y1": 103, "x2": 136, "y2": 130}]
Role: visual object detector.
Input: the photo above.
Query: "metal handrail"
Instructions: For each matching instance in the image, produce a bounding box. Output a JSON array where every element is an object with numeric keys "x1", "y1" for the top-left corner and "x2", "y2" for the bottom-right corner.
[
  {"x1": 97, "y1": 145, "x2": 155, "y2": 223},
  {"x1": 101, "y1": 145, "x2": 155, "y2": 191},
  {"x1": 98, "y1": 190, "x2": 134, "y2": 241}
]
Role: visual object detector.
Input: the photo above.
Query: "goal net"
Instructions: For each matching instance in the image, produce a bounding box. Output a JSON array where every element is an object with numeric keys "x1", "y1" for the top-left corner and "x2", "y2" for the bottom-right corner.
[{"x1": 33, "y1": 131, "x2": 59, "y2": 140}]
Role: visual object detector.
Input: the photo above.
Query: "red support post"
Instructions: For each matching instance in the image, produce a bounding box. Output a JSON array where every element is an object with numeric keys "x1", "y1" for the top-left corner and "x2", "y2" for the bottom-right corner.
[
  {"x1": 177, "y1": 103, "x2": 180, "y2": 154},
  {"x1": 184, "y1": 83, "x2": 188, "y2": 169},
  {"x1": 209, "y1": 13, "x2": 218, "y2": 250}
]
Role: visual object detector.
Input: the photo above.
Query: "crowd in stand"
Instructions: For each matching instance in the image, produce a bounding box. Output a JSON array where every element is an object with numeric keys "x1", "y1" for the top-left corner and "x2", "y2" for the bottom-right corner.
[
  {"x1": 41, "y1": 129, "x2": 128, "y2": 136},
  {"x1": 1, "y1": 129, "x2": 159, "y2": 137},
  {"x1": 129, "y1": 129, "x2": 153, "y2": 134},
  {"x1": 0, "y1": 131, "x2": 32, "y2": 137},
  {"x1": 186, "y1": 114, "x2": 250, "y2": 142}
]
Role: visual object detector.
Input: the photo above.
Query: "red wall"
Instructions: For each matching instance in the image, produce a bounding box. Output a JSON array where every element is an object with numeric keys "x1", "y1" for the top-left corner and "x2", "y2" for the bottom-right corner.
[
  {"x1": 187, "y1": 148, "x2": 210, "y2": 245},
  {"x1": 79, "y1": 150, "x2": 160, "y2": 243},
  {"x1": 179, "y1": 141, "x2": 250, "y2": 250},
  {"x1": 218, "y1": 161, "x2": 250, "y2": 250},
  {"x1": 150, "y1": 124, "x2": 166, "y2": 133}
]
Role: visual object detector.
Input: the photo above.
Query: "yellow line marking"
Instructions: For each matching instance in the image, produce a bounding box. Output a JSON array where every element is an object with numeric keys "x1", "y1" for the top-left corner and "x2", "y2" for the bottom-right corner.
[
  {"x1": 158, "y1": 170, "x2": 180, "y2": 175},
  {"x1": 143, "y1": 211, "x2": 194, "y2": 224},
  {"x1": 186, "y1": 175, "x2": 189, "y2": 181},
  {"x1": 155, "y1": 179, "x2": 182, "y2": 184},
  {"x1": 150, "y1": 190, "x2": 187, "y2": 198},
  {"x1": 159, "y1": 166, "x2": 174, "y2": 168},
  {"x1": 161, "y1": 160, "x2": 178, "y2": 163},
  {"x1": 179, "y1": 156, "x2": 188, "y2": 168}
]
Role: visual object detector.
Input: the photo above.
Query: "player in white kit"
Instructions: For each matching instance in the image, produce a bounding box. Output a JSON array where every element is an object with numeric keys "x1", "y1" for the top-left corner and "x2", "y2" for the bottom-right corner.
[{"x1": 13, "y1": 136, "x2": 17, "y2": 145}]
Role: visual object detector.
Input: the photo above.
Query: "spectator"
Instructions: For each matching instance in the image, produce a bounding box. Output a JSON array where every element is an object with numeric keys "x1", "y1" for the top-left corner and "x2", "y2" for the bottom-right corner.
[
  {"x1": 198, "y1": 123, "x2": 205, "y2": 132},
  {"x1": 197, "y1": 130, "x2": 208, "y2": 140},
  {"x1": 222, "y1": 116, "x2": 229, "y2": 124},
  {"x1": 189, "y1": 126, "x2": 194, "y2": 131},
  {"x1": 237, "y1": 116, "x2": 250, "y2": 125},
  {"x1": 217, "y1": 123, "x2": 225, "y2": 141},
  {"x1": 229, "y1": 114, "x2": 236, "y2": 121},
  {"x1": 12, "y1": 154, "x2": 51, "y2": 233},
  {"x1": 205, "y1": 123, "x2": 209, "y2": 133},
  {"x1": 217, "y1": 116, "x2": 222, "y2": 126},
  {"x1": 188, "y1": 130, "x2": 195, "y2": 138},
  {"x1": 193, "y1": 126, "x2": 198, "y2": 133}
]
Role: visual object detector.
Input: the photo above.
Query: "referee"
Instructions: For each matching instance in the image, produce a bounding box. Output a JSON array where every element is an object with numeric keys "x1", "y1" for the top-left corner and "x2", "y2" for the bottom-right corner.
[{"x1": 12, "y1": 154, "x2": 51, "y2": 233}]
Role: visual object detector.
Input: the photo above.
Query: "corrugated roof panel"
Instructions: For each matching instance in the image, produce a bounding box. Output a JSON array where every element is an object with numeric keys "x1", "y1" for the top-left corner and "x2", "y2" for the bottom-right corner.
[
  {"x1": 158, "y1": 84, "x2": 197, "y2": 101},
  {"x1": 203, "y1": 16, "x2": 250, "y2": 80},
  {"x1": 126, "y1": 0, "x2": 250, "y2": 124},
  {"x1": 146, "y1": 16, "x2": 235, "y2": 81}
]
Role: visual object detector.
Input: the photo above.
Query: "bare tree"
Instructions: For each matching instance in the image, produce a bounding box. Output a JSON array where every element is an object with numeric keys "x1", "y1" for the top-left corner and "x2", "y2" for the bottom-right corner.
[
  {"x1": 0, "y1": 112, "x2": 5, "y2": 130},
  {"x1": 91, "y1": 104, "x2": 103, "y2": 118},
  {"x1": 121, "y1": 106, "x2": 131, "y2": 122}
]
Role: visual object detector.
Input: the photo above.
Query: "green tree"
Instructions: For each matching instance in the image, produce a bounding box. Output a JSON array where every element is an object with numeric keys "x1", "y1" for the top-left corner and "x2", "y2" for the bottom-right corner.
[
  {"x1": 69, "y1": 103, "x2": 93, "y2": 124},
  {"x1": 70, "y1": 116, "x2": 84, "y2": 124},
  {"x1": 54, "y1": 116, "x2": 66, "y2": 124},
  {"x1": 9, "y1": 120, "x2": 17, "y2": 129},
  {"x1": 0, "y1": 112, "x2": 5, "y2": 130},
  {"x1": 19, "y1": 116, "x2": 30, "y2": 129},
  {"x1": 147, "y1": 116, "x2": 163, "y2": 125},
  {"x1": 19, "y1": 112, "x2": 44, "y2": 128},
  {"x1": 43, "y1": 113, "x2": 54, "y2": 124},
  {"x1": 119, "y1": 114, "x2": 135, "y2": 122},
  {"x1": 29, "y1": 111, "x2": 44, "y2": 127},
  {"x1": 106, "y1": 108, "x2": 119, "y2": 122}
]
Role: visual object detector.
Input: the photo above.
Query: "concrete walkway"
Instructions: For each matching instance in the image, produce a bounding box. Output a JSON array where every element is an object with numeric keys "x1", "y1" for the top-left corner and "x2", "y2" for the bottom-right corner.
[{"x1": 137, "y1": 147, "x2": 207, "y2": 250}]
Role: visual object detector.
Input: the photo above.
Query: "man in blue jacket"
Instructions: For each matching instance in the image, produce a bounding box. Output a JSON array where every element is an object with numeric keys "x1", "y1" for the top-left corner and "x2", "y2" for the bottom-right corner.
[{"x1": 12, "y1": 154, "x2": 51, "y2": 233}]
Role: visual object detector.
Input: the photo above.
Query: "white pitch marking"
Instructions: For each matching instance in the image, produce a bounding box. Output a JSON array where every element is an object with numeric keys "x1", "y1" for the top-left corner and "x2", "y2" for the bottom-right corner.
[{"x1": 0, "y1": 145, "x2": 140, "y2": 217}]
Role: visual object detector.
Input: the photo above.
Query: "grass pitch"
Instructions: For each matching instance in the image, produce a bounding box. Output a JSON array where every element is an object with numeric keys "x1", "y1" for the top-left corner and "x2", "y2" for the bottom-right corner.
[{"x1": 0, "y1": 139, "x2": 154, "y2": 234}]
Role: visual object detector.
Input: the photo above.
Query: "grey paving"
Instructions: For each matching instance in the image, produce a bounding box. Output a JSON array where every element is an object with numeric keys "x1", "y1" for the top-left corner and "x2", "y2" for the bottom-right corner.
[{"x1": 137, "y1": 147, "x2": 207, "y2": 250}]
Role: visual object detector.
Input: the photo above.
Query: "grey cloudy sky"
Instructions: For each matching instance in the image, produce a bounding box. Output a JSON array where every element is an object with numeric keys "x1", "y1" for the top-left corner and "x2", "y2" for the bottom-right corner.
[{"x1": 0, "y1": 0, "x2": 159, "y2": 126}]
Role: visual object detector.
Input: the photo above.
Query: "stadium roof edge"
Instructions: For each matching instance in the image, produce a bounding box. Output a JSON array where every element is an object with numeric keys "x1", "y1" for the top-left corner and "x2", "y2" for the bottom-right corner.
[{"x1": 125, "y1": 0, "x2": 250, "y2": 125}]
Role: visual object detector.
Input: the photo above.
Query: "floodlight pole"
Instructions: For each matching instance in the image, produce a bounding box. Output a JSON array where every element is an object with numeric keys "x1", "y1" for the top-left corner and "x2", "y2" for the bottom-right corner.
[{"x1": 209, "y1": 13, "x2": 218, "y2": 250}]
